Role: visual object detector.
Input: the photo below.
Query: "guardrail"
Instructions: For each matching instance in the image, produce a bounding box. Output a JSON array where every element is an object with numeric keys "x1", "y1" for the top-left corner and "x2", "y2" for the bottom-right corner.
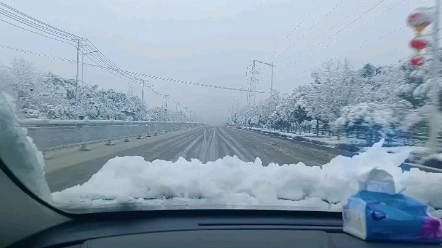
[{"x1": 19, "y1": 119, "x2": 202, "y2": 151}]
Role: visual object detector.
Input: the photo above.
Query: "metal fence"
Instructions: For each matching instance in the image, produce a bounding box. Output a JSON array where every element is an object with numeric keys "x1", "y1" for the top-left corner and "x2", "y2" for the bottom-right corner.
[{"x1": 19, "y1": 119, "x2": 202, "y2": 151}]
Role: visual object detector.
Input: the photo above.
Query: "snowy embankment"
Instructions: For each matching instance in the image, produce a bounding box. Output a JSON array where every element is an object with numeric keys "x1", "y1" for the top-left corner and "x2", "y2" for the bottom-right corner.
[
  {"x1": 52, "y1": 139, "x2": 442, "y2": 212},
  {"x1": 248, "y1": 127, "x2": 364, "y2": 147},
  {"x1": 249, "y1": 127, "x2": 428, "y2": 161}
]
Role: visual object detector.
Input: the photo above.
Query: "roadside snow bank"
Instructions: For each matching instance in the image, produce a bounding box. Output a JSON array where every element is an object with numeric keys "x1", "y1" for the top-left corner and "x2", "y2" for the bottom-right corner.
[
  {"x1": 52, "y1": 139, "x2": 442, "y2": 211},
  {"x1": 249, "y1": 127, "x2": 364, "y2": 147}
]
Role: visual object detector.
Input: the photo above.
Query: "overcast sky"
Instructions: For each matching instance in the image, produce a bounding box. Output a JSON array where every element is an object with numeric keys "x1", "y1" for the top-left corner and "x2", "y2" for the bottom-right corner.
[{"x1": 0, "y1": 0, "x2": 435, "y2": 124}]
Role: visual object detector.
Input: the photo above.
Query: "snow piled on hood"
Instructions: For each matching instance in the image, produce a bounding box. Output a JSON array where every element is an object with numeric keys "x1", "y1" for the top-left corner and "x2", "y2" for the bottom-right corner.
[{"x1": 51, "y1": 139, "x2": 442, "y2": 211}]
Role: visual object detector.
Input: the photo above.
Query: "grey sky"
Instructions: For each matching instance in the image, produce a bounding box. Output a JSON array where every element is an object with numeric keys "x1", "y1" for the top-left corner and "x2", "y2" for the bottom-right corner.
[{"x1": 0, "y1": 0, "x2": 433, "y2": 124}]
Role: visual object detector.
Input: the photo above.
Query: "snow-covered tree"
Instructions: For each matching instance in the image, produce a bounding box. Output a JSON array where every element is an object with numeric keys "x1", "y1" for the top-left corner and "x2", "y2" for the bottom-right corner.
[
  {"x1": 236, "y1": 56, "x2": 441, "y2": 145},
  {"x1": 0, "y1": 58, "x2": 187, "y2": 122}
]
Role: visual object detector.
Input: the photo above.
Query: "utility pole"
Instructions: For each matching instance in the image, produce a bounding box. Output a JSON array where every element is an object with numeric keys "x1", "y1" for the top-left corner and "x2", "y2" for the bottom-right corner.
[
  {"x1": 245, "y1": 60, "x2": 260, "y2": 126},
  {"x1": 271, "y1": 61, "x2": 274, "y2": 96},
  {"x1": 164, "y1": 95, "x2": 170, "y2": 121},
  {"x1": 429, "y1": 2, "x2": 440, "y2": 154},
  {"x1": 76, "y1": 39, "x2": 80, "y2": 109},
  {"x1": 246, "y1": 60, "x2": 259, "y2": 107}
]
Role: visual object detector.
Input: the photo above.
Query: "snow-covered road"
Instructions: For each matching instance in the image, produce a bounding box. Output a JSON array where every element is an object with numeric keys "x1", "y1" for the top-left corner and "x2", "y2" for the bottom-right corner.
[{"x1": 44, "y1": 127, "x2": 355, "y2": 192}]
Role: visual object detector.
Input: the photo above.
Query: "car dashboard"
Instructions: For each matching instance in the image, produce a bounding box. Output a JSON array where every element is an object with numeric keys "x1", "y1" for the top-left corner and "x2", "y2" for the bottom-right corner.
[{"x1": 9, "y1": 209, "x2": 438, "y2": 248}]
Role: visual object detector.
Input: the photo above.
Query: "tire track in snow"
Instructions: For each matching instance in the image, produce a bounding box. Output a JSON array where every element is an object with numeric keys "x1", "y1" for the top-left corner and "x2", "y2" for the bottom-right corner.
[
  {"x1": 219, "y1": 127, "x2": 255, "y2": 161},
  {"x1": 144, "y1": 130, "x2": 199, "y2": 158},
  {"x1": 150, "y1": 131, "x2": 201, "y2": 161},
  {"x1": 225, "y1": 127, "x2": 284, "y2": 165},
  {"x1": 229, "y1": 127, "x2": 337, "y2": 166},
  {"x1": 45, "y1": 128, "x2": 203, "y2": 192},
  {"x1": 172, "y1": 132, "x2": 203, "y2": 161},
  {"x1": 198, "y1": 128, "x2": 208, "y2": 160},
  {"x1": 217, "y1": 127, "x2": 254, "y2": 162},
  {"x1": 206, "y1": 127, "x2": 217, "y2": 162},
  {"x1": 217, "y1": 129, "x2": 236, "y2": 159},
  {"x1": 216, "y1": 129, "x2": 235, "y2": 158},
  {"x1": 197, "y1": 126, "x2": 217, "y2": 163}
]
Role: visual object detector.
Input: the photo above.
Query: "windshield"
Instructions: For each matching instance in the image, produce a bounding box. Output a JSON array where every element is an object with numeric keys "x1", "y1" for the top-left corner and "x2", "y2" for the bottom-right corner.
[{"x1": 1, "y1": 0, "x2": 442, "y2": 215}]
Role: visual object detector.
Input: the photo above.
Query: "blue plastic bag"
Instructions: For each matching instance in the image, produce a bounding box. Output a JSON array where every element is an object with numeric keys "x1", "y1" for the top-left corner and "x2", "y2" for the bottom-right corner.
[{"x1": 342, "y1": 168, "x2": 442, "y2": 243}]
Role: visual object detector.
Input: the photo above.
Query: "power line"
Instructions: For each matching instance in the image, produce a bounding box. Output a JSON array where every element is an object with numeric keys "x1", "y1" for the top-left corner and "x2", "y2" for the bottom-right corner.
[
  {"x1": 82, "y1": 53, "x2": 146, "y2": 92},
  {"x1": 267, "y1": 0, "x2": 325, "y2": 60},
  {"x1": 278, "y1": 25, "x2": 406, "y2": 81},
  {"x1": 0, "y1": 2, "x2": 237, "y2": 117},
  {"x1": 0, "y1": 3, "x2": 190, "y2": 117},
  {"x1": 259, "y1": 0, "x2": 371, "y2": 84},
  {"x1": 0, "y1": 2, "x2": 82, "y2": 40},
  {"x1": 334, "y1": 26, "x2": 407, "y2": 60},
  {"x1": 79, "y1": 37, "x2": 266, "y2": 93},
  {"x1": 0, "y1": 8, "x2": 78, "y2": 43},
  {"x1": 0, "y1": 18, "x2": 76, "y2": 46},
  {"x1": 0, "y1": 43, "x2": 267, "y2": 93},
  {"x1": 275, "y1": 0, "x2": 405, "y2": 74},
  {"x1": 80, "y1": 44, "x2": 141, "y2": 85},
  {"x1": 80, "y1": 43, "x2": 262, "y2": 92},
  {"x1": 275, "y1": 0, "x2": 373, "y2": 64},
  {"x1": 0, "y1": 3, "x2": 256, "y2": 96},
  {"x1": 0, "y1": 3, "x2": 142, "y2": 88},
  {"x1": 117, "y1": 69, "x2": 267, "y2": 93},
  {"x1": 273, "y1": 0, "x2": 346, "y2": 61},
  {"x1": 278, "y1": 0, "x2": 371, "y2": 62},
  {"x1": 265, "y1": 3, "x2": 301, "y2": 59}
]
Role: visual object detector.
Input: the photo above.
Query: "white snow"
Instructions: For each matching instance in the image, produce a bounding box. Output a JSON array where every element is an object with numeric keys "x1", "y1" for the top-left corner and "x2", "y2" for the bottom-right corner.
[
  {"x1": 0, "y1": 58, "x2": 189, "y2": 122},
  {"x1": 295, "y1": 135, "x2": 362, "y2": 146},
  {"x1": 360, "y1": 145, "x2": 428, "y2": 164},
  {"x1": 250, "y1": 127, "x2": 364, "y2": 147},
  {"x1": 428, "y1": 153, "x2": 442, "y2": 162},
  {"x1": 52, "y1": 139, "x2": 442, "y2": 212},
  {"x1": 360, "y1": 146, "x2": 428, "y2": 156},
  {"x1": 0, "y1": 91, "x2": 51, "y2": 202}
]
